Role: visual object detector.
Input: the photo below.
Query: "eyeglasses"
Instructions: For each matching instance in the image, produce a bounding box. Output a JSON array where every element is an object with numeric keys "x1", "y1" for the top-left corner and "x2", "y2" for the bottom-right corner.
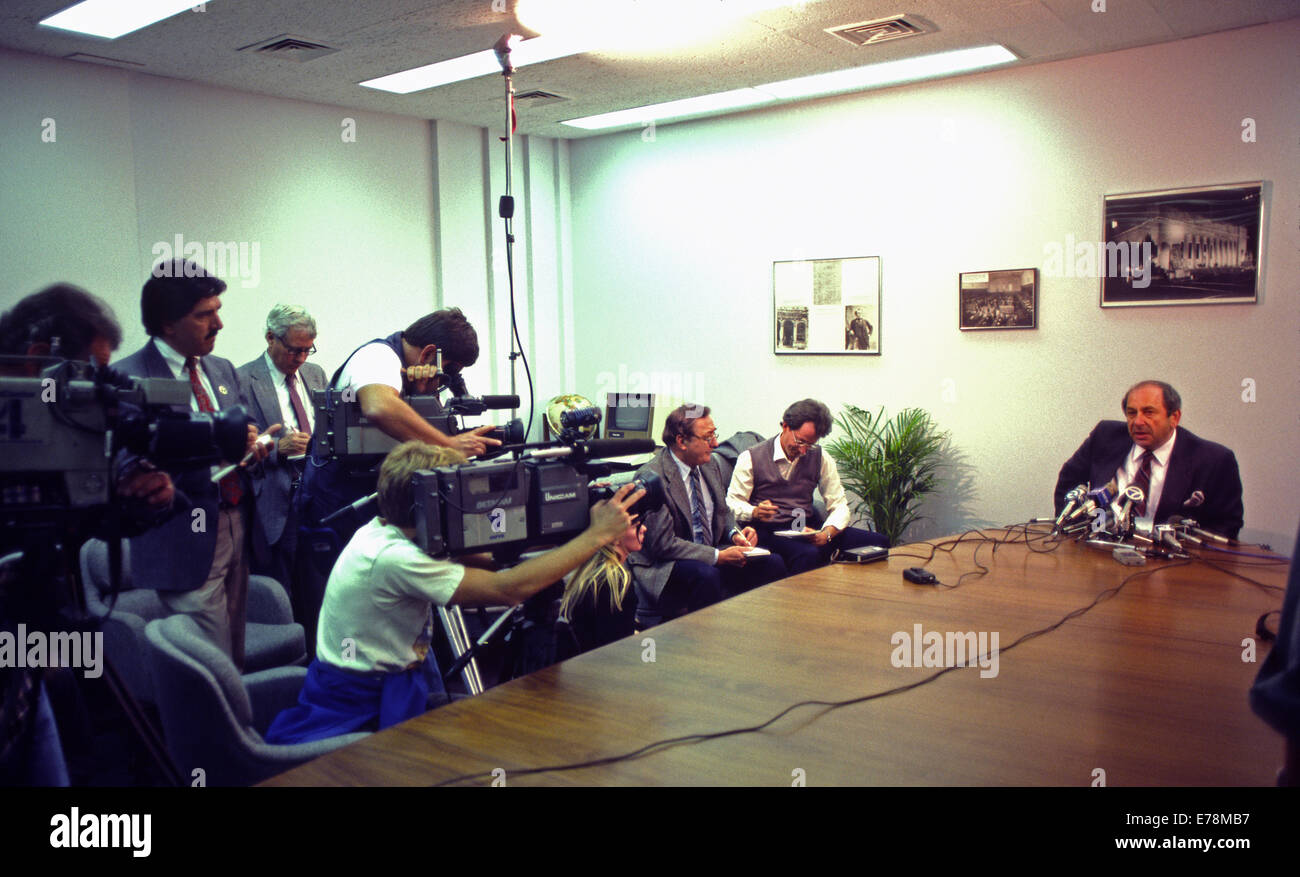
[
  {"x1": 789, "y1": 435, "x2": 819, "y2": 449},
  {"x1": 690, "y1": 430, "x2": 719, "y2": 443},
  {"x1": 275, "y1": 335, "x2": 317, "y2": 357}
]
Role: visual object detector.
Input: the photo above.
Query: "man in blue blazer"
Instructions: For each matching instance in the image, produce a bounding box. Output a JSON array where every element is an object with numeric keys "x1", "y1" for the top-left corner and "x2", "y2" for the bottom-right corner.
[
  {"x1": 114, "y1": 260, "x2": 271, "y2": 668},
  {"x1": 1053, "y1": 380, "x2": 1243, "y2": 540},
  {"x1": 237, "y1": 305, "x2": 327, "y2": 637}
]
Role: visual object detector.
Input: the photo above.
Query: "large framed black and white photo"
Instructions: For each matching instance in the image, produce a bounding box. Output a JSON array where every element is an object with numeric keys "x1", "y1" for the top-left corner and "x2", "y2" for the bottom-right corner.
[
  {"x1": 958, "y1": 268, "x2": 1037, "y2": 330},
  {"x1": 1100, "y1": 181, "x2": 1263, "y2": 307},
  {"x1": 774, "y1": 255, "x2": 880, "y2": 355}
]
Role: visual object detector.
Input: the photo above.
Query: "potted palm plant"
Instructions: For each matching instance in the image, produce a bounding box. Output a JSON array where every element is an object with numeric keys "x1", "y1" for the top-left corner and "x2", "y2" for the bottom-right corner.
[{"x1": 825, "y1": 405, "x2": 948, "y2": 546}]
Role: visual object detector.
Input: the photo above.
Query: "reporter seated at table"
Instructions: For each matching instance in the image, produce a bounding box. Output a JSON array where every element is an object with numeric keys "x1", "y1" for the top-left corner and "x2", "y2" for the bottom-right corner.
[
  {"x1": 558, "y1": 519, "x2": 647, "y2": 658},
  {"x1": 726, "y1": 398, "x2": 888, "y2": 575},
  {"x1": 265, "y1": 441, "x2": 641, "y2": 744}
]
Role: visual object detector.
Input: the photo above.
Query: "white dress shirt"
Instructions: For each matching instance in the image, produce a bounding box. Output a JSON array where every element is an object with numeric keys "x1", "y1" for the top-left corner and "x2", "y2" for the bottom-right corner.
[
  {"x1": 726, "y1": 440, "x2": 852, "y2": 531},
  {"x1": 154, "y1": 337, "x2": 219, "y2": 412},
  {"x1": 262, "y1": 351, "x2": 314, "y2": 434},
  {"x1": 1114, "y1": 429, "x2": 1176, "y2": 529},
  {"x1": 669, "y1": 450, "x2": 720, "y2": 562}
]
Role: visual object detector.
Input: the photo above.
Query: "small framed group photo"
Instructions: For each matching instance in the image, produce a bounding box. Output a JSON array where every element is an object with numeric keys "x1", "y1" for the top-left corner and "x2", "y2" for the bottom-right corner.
[
  {"x1": 1101, "y1": 181, "x2": 1263, "y2": 307},
  {"x1": 774, "y1": 255, "x2": 881, "y2": 355},
  {"x1": 958, "y1": 268, "x2": 1037, "y2": 331}
]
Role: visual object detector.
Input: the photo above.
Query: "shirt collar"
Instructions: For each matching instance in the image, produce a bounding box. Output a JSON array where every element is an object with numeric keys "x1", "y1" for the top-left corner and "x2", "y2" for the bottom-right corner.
[
  {"x1": 1131, "y1": 428, "x2": 1177, "y2": 468},
  {"x1": 263, "y1": 349, "x2": 291, "y2": 381},
  {"x1": 669, "y1": 448, "x2": 694, "y2": 480},
  {"x1": 153, "y1": 337, "x2": 191, "y2": 376}
]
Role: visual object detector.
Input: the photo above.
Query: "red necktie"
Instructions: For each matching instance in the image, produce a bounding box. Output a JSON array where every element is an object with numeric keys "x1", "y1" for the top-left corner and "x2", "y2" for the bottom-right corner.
[
  {"x1": 1132, "y1": 451, "x2": 1153, "y2": 517},
  {"x1": 285, "y1": 372, "x2": 311, "y2": 434},
  {"x1": 188, "y1": 358, "x2": 242, "y2": 507}
]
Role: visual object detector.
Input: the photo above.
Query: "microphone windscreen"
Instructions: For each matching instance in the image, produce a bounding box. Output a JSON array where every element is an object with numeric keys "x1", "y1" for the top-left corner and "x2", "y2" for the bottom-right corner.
[
  {"x1": 479, "y1": 394, "x2": 520, "y2": 409},
  {"x1": 581, "y1": 438, "x2": 657, "y2": 457}
]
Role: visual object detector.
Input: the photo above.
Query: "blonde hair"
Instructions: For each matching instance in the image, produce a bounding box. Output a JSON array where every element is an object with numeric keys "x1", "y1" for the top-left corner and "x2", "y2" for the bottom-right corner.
[
  {"x1": 376, "y1": 441, "x2": 466, "y2": 526},
  {"x1": 560, "y1": 546, "x2": 632, "y2": 619}
]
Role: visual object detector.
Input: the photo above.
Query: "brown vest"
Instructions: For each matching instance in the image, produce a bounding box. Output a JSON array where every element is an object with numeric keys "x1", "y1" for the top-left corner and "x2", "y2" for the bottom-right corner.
[{"x1": 750, "y1": 436, "x2": 820, "y2": 527}]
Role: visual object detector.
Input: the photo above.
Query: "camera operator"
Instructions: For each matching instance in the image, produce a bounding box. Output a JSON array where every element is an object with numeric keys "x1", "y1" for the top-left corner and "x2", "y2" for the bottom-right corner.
[
  {"x1": 266, "y1": 441, "x2": 643, "y2": 744},
  {"x1": 0, "y1": 284, "x2": 174, "y2": 531},
  {"x1": 297, "y1": 308, "x2": 501, "y2": 540},
  {"x1": 113, "y1": 261, "x2": 275, "y2": 670},
  {"x1": 0, "y1": 283, "x2": 173, "y2": 785}
]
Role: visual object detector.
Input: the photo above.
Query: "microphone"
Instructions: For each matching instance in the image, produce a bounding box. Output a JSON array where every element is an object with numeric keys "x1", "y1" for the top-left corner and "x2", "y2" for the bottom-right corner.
[
  {"x1": 1055, "y1": 484, "x2": 1087, "y2": 529},
  {"x1": 445, "y1": 394, "x2": 521, "y2": 416},
  {"x1": 322, "y1": 492, "x2": 378, "y2": 526},
  {"x1": 1069, "y1": 480, "x2": 1116, "y2": 521},
  {"x1": 1155, "y1": 523, "x2": 1184, "y2": 553},
  {"x1": 529, "y1": 438, "x2": 657, "y2": 460},
  {"x1": 494, "y1": 33, "x2": 519, "y2": 74},
  {"x1": 1113, "y1": 485, "x2": 1144, "y2": 530},
  {"x1": 210, "y1": 433, "x2": 274, "y2": 483},
  {"x1": 1177, "y1": 517, "x2": 1231, "y2": 544}
]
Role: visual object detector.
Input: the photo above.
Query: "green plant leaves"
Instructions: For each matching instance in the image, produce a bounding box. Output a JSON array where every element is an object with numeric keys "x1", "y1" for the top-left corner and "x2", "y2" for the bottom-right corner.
[{"x1": 825, "y1": 405, "x2": 948, "y2": 545}]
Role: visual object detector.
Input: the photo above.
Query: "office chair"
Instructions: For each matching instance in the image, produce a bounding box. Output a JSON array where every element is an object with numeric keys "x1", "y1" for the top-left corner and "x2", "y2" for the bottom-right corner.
[{"x1": 144, "y1": 613, "x2": 366, "y2": 786}]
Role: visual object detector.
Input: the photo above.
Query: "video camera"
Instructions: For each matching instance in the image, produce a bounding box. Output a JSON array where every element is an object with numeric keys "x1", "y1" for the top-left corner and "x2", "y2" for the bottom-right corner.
[
  {"x1": 310, "y1": 388, "x2": 525, "y2": 464},
  {"x1": 0, "y1": 357, "x2": 247, "y2": 521},
  {"x1": 409, "y1": 407, "x2": 665, "y2": 561}
]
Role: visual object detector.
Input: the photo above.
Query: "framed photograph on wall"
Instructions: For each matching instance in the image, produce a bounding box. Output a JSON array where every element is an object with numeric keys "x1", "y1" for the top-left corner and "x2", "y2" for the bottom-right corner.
[
  {"x1": 774, "y1": 255, "x2": 880, "y2": 355},
  {"x1": 959, "y1": 268, "x2": 1037, "y2": 330},
  {"x1": 1101, "y1": 181, "x2": 1263, "y2": 307}
]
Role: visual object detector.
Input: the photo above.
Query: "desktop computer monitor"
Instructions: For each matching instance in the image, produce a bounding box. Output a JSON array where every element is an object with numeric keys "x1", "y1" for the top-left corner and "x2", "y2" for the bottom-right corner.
[{"x1": 604, "y1": 393, "x2": 656, "y2": 441}]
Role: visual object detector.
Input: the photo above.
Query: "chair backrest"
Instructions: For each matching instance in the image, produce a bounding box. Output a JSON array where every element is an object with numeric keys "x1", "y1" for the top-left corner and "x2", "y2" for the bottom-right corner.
[
  {"x1": 144, "y1": 614, "x2": 259, "y2": 782},
  {"x1": 713, "y1": 430, "x2": 765, "y2": 486}
]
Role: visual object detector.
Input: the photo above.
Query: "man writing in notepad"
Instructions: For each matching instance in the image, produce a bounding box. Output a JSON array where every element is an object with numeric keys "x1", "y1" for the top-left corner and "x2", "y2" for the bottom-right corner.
[{"x1": 727, "y1": 399, "x2": 889, "y2": 575}]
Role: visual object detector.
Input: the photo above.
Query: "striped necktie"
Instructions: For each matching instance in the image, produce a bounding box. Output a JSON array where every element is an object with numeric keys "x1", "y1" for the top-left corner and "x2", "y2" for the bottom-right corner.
[{"x1": 689, "y1": 466, "x2": 711, "y2": 545}]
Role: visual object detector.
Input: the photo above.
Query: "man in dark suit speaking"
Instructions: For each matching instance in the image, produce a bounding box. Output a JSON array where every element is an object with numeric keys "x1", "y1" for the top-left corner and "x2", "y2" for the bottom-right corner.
[
  {"x1": 238, "y1": 305, "x2": 327, "y2": 630},
  {"x1": 630, "y1": 404, "x2": 786, "y2": 627},
  {"x1": 1053, "y1": 380, "x2": 1243, "y2": 539}
]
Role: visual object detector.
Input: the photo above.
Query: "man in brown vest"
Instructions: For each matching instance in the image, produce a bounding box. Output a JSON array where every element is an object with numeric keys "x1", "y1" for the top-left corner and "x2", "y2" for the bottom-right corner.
[{"x1": 727, "y1": 399, "x2": 888, "y2": 575}]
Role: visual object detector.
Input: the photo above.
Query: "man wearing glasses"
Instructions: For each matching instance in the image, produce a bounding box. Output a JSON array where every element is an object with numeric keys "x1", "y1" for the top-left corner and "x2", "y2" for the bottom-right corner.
[
  {"x1": 727, "y1": 399, "x2": 888, "y2": 575},
  {"x1": 238, "y1": 305, "x2": 328, "y2": 634},
  {"x1": 629, "y1": 404, "x2": 787, "y2": 628}
]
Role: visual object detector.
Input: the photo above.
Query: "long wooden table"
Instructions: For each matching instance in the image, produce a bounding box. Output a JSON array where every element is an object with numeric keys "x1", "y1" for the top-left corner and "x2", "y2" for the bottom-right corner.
[{"x1": 264, "y1": 530, "x2": 1289, "y2": 786}]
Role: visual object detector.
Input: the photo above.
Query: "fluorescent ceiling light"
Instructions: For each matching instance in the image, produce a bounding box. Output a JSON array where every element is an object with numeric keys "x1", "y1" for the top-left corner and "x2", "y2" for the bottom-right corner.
[
  {"x1": 40, "y1": 0, "x2": 203, "y2": 39},
  {"x1": 518, "y1": 0, "x2": 818, "y2": 52},
  {"x1": 755, "y1": 45, "x2": 1017, "y2": 100},
  {"x1": 361, "y1": 35, "x2": 588, "y2": 94},
  {"x1": 563, "y1": 44, "x2": 1017, "y2": 130},
  {"x1": 562, "y1": 88, "x2": 776, "y2": 131}
]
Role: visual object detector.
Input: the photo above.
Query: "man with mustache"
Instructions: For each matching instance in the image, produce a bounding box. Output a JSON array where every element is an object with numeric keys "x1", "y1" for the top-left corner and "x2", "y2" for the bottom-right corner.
[
  {"x1": 1053, "y1": 380, "x2": 1243, "y2": 539},
  {"x1": 113, "y1": 260, "x2": 273, "y2": 668}
]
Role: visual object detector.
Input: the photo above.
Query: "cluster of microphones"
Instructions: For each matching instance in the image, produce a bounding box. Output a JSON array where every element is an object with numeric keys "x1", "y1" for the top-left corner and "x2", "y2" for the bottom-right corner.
[{"x1": 1052, "y1": 481, "x2": 1230, "y2": 557}]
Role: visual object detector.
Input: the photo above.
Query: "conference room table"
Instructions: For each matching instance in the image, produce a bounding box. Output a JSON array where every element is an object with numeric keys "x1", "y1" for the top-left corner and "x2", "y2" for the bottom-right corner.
[{"x1": 264, "y1": 528, "x2": 1289, "y2": 786}]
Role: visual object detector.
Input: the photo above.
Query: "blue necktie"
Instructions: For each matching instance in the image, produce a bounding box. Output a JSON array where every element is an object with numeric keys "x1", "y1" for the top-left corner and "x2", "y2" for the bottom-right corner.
[{"x1": 689, "y1": 466, "x2": 711, "y2": 545}]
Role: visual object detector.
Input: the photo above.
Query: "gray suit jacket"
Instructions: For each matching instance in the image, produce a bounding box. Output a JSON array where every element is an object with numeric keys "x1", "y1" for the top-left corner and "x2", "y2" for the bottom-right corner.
[
  {"x1": 236, "y1": 355, "x2": 327, "y2": 552},
  {"x1": 113, "y1": 339, "x2": 251, "y2": 592},
  {"x1": 628, "y1": 447, "x2": 740, "y2": 601}
]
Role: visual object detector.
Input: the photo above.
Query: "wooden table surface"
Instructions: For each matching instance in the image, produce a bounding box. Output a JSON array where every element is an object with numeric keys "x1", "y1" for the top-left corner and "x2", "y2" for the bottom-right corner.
[{"x1": 263, "y1": 529, "x2": 1289, "y2": 786}]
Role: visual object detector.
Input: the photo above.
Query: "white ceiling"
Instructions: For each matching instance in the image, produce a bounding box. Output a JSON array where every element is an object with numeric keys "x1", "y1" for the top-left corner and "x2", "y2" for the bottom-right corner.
[{"x1": 2, "y1": 0, "x2": 1298, "y2": 138}]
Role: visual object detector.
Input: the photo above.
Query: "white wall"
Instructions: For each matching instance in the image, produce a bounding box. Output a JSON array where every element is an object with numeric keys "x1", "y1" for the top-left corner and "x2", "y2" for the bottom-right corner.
[
  {"x1": 3, "y1": 20, "x2": 1297, "y2": 547},
  {"x1": 567, "y1": 20, "x2": 1300, "y2": 548},
  {"x1": 1, "y1": 49, "x2": 571, "y2": 437}
]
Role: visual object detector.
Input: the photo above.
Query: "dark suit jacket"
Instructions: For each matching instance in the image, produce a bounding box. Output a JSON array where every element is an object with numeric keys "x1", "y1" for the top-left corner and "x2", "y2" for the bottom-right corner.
[
  {"x1": 1053, "y1": 421, "x2": 1244, "y2": 539},
  {"x1": 236, "y1": 355, "x2": 326, "y2": 555},
  {"x1": 114, "y1": 339, "x2": 253, "y2": 592},
  {"x1": 628, "y1": 447, "x2": 741, "y2": 600}
]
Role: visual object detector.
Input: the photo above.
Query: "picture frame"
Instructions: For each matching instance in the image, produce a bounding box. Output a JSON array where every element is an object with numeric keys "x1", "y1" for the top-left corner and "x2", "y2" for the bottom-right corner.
[
  {"x1": 773, "y1": 255, "x2": 881, "y2": 355},
  {"x1": 1100, "y1": 181, "x2": 1263, "y2": 307},
  {"x1": 959, "y1": 268, "x2": 1037, "y2": 331}
]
